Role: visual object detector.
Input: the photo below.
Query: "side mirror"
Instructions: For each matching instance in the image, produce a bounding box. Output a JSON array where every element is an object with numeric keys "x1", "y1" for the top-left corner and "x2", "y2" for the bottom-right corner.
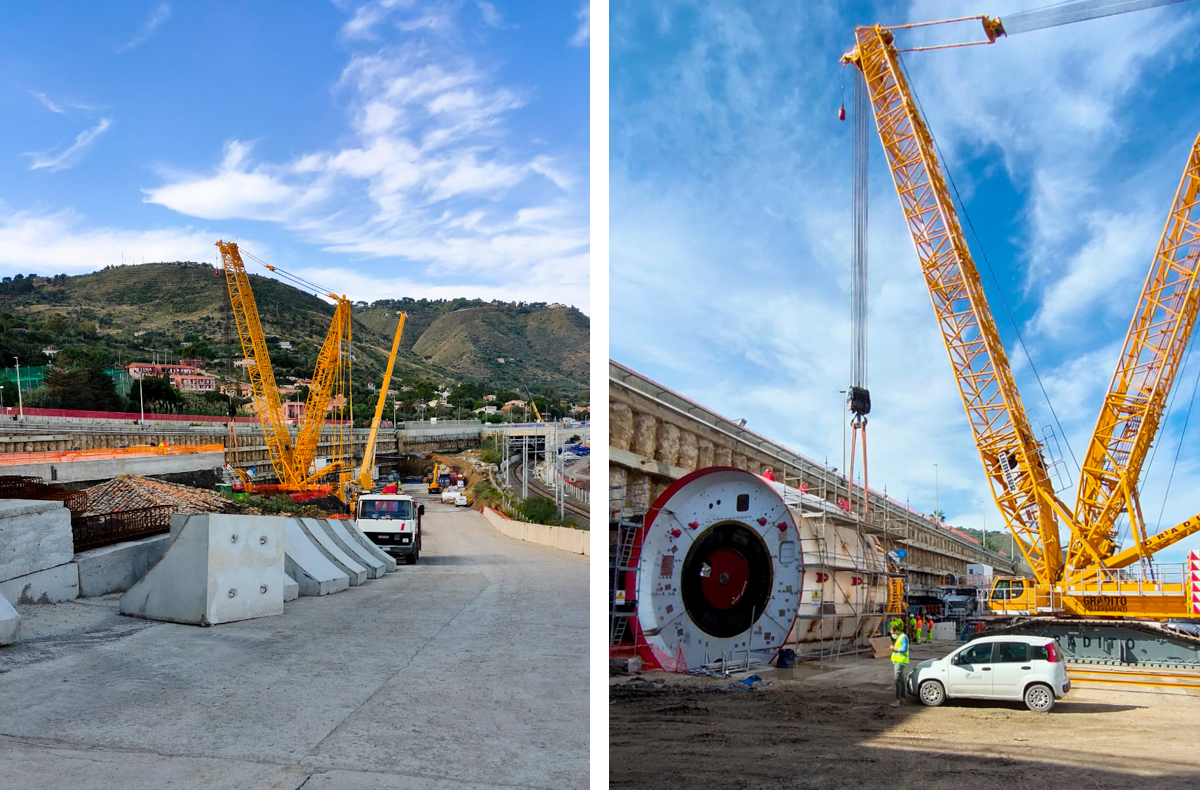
[{"x1": 418, "y1": 505, "x2": 425, "y2": 516}]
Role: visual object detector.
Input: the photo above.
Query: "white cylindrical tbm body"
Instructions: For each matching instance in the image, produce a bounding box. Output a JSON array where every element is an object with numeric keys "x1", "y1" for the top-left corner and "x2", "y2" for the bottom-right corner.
[{"x1": 630, "y1": 467, "x2": 887, "y2": 672}]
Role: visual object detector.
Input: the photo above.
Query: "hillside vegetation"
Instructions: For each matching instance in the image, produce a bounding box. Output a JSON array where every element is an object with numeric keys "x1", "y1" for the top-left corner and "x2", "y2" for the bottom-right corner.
[{"x1": 0, "y1": 263, "x2": 588, "y2": 395}]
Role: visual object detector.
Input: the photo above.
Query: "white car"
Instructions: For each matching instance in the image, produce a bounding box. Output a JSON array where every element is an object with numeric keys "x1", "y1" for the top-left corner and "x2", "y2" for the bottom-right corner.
[
  {"x1": 906, "y1": 634, "x2": 1071, "y2": 712},
  {"x1": 454, "y1": 494, "x2": 469, "y2": 507}
]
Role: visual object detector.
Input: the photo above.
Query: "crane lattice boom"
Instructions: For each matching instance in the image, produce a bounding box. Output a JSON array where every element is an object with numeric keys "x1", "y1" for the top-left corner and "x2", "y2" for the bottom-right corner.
[
  {"x1": 218, "y1": 241, "x2": 296, "y2": 485},
  {"x1": 1072, "y1": 134, "x2": 1200, "y2": 568},
  {"x1": 844, "y1": 26, "x2": 1064, "y2": 584}
]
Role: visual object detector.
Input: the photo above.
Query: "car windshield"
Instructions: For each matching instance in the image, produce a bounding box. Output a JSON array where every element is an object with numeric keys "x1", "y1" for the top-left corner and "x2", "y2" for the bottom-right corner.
[{"x1": 359, "y1": 499, "x2": 413, "y2": 520}]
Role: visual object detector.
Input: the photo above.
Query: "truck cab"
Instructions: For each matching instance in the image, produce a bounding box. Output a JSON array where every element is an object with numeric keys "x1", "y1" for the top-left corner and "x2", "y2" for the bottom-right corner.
[{"x1": 356, "y1": 493, "x2": 425, "y2": 564}]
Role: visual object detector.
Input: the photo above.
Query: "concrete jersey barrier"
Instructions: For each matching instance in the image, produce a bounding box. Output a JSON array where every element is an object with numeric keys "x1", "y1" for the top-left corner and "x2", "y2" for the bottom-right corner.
[
  {"x1": 296, "y1": 518, "x2": 368, "y2": 586},
  {"x1": 282, "y1": 520, "x2": 350, "y2": 596},
  {"x1": 481, "y1": 508, "x2": 589, "y2": 557},
  {"x1": 119, "y1": 513, "x2": 285, "y2": 626},
  {"x1": 316, "y1": 520, "x2": 387, "y2": 579}
]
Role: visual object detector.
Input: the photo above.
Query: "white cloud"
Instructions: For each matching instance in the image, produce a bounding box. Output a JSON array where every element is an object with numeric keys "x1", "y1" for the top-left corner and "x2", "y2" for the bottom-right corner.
[
  {"x1": 144, "y1": 4, "x2": 587, "y2": 307},
  {"x1": 117, "y1": 3, "x2": 171, "y2": 53},
  {"x1": 30, "y1": 91, "x2": 63, "y2": 114},
  {"x1": 477, "y1": 2, "x2": 511, "y2": 30},
  {"x1": 26, "y1": 118, "x2": 112, "y2": 172},
  {"x1": 0, "y1": 209, "x2": 222, "y2": 273},
  {"x1": 570, "y1": 3, "x2": 589, "y2": 47}
]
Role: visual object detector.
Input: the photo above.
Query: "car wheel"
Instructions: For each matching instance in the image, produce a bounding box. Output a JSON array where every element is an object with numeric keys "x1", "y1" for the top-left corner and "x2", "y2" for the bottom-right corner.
[
  {"x1": 1024, "y1": 683, "x2": 1055, "y2": 713},
  {"x1": 918, "y1": 680, "x2": 945, "y2": 707}
]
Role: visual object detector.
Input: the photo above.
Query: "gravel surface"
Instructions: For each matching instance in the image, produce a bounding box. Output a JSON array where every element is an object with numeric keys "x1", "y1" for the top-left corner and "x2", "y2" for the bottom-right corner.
[{"x1": 611, "y1": 644, "x2": 1200, "y2": 789}]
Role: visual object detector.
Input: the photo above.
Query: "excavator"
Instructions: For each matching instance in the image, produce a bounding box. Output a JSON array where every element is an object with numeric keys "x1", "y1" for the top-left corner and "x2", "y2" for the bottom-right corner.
[
  {"x1": 843, "y1": 0, "x2": 1200, "y2": 664},
  {"x1": 217, "y1": 241, "x2": 354, "y2": 501}
]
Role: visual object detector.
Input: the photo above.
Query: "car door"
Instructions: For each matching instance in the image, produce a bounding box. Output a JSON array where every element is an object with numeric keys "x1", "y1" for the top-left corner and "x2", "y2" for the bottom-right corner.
[
  {"x1": 990, "y1": 641, "x2": 1031, "y2": 700},
  {"x1": 946, "y1": 641, "x2": 995, "y2": 697}
]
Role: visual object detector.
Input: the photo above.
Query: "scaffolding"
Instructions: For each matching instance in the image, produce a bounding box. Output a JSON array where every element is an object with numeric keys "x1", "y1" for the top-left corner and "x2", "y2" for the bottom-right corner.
[{"x1": 609, "y1": 479, "x2": 651, "y2": 649}]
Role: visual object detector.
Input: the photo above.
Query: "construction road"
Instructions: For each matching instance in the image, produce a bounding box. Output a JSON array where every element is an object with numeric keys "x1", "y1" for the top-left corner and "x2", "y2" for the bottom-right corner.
[{"x1": 0, "y1": 494, "x2": 588, "y2": 789}]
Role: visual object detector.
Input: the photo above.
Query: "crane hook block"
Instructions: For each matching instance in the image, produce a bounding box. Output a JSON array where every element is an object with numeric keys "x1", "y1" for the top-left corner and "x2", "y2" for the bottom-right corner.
[
  {"x1": 838, "y1": 104, "x2": 846, "y2": 122},
  {"x1": 847, "y1": 386, "x2": 871, "y2": 417}
]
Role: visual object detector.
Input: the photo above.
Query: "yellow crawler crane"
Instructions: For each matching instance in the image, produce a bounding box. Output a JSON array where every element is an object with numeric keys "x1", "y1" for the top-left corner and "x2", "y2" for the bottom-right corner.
[
  {"x1": 843, "y1": 5, "x2": 1200, "y2": 664},
  {"x1": 354, "y1": 312, "x2": 408, "y2": 496},
  {"x1": 217, "y1": 240, "x2": 353, "y2": 495}
]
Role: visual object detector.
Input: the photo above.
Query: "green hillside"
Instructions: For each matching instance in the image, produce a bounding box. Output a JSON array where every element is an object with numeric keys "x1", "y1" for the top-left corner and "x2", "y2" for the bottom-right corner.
[{"x1": 0, "y1": 263, "x2": 588, "y2": 397}]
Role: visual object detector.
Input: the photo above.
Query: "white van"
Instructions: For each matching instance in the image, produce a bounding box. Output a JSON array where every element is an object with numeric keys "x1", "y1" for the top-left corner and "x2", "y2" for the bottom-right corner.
[{"x1": 906, "y1": 634, "x2": 1071, "y2": 712}]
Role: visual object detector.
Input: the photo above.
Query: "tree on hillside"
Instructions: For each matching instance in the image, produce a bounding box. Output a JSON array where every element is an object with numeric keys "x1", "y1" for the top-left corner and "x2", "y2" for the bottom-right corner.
[
  {"x1": 44, "y1": 362, "x2": 125, "y2": 412},
  {"x1": 139, "y1": 376, "x2": 181, "y2": 413}
]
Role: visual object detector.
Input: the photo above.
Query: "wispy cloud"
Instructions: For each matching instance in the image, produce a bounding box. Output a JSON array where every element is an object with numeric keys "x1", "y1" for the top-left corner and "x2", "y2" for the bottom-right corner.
[
  {"x1": 26, "y1": 118, "x2": 113, "y2": 172},
  {"x1": 117, "y1": 3, "x2": 171, "y2": 53},
  {"x1": 144, "y1": 2, "x2": 588, "y2": 307},
  {"x1": 30, "y1": 91, "x2": 63, "y2": 114},
  {"x1": 570, "y1": 3, "x2": 589, "y2": 47},
  {"x1": 476, "y1": 1, "x2": 511, "y2": 30}
]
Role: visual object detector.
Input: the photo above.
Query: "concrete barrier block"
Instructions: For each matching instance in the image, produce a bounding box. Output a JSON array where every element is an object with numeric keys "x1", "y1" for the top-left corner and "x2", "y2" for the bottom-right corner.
[
  {"x1": 296, "y1": 519, "x2": 368, "y2": 586},
  {"x1": 316, "y1": 519, "x2": 386, "y2": 579},
  {"x1": 0, "y1": 594, "x2": 19, "y2": 645},
  {"x1": 525, "y1": 523, "x2": 552, "y2": 547},
  {"x1": 341, "y1": 520, "x2": 397, "y2": 573},
  {"x1": 119, "y1": 514, "x2": 284, "y2": 626},
  {"x1": 283, "y1": 520, "x2": 350, "y2": 596},
  {"x1": 75, "y1": 534, "x2": 171, "y2": 598},
  {"x1": 583, "y1": 532, "x2": 590, "y2": 556},
  {"x1": 0, "y1": 563, "x2": 79, "y2": 605},
  {"x1": 552, "y1": 527, "x2": 585, "y2": 554},
  {"x1": 0, "y1": 500, "x2": 74, "y2": 582},
  {"x1": 933, "y1": 621, "x2": 955, "y2": 641},
  {"x1": 283, "y1": 573, "x2": 299, "y2": 602}
]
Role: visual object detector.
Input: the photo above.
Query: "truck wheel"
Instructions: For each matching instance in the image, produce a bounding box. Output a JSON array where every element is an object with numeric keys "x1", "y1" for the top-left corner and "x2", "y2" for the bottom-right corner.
[
  {"x1": 1024, "y1": 683, "x2": 1055, "y2": 713},
  {"x1": 406, "y1": 549, "x2": 419, "y2": 565},
  {"x1": 918, "y1": 680, "x2": 945, "y2": 707}
]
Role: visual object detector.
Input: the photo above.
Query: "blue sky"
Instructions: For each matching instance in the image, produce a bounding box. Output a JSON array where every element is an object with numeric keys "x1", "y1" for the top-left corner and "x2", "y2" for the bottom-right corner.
[
  {"x1": 0, "y1": 1, "x2": 590, "y2": 308},
  {"x1": 610, "y1": 1, "x2": 1200, "y2": 564}
]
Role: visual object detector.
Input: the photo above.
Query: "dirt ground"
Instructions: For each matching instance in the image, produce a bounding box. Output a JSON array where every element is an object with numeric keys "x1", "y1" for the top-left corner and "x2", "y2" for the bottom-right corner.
[{"x1": 610, "y1": 643, "x2": 1200, "y2": 789}]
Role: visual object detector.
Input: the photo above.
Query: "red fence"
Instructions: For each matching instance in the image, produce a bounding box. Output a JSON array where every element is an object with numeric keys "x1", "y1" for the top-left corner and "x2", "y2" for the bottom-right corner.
[{"x1": 1, "y1": 406, "x2": 349, "y2": 425}]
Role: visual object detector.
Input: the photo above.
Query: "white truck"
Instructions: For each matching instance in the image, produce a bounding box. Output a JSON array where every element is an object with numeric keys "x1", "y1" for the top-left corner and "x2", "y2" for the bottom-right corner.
[{"x1": 355, "y1": 493, "x2": 424, "y2": 564}]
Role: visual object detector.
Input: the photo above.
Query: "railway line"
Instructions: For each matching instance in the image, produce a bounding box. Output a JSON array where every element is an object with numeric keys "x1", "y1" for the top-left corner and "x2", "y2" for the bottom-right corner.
[{"x1": 508, "y1": 459, "x2": 590, "y2": 526}]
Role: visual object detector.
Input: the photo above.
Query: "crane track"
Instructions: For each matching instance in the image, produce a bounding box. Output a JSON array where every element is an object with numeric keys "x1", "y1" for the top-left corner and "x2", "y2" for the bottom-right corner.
[{"x1": 1067, "y1": 665, "x2": 1200, "y2": 691}]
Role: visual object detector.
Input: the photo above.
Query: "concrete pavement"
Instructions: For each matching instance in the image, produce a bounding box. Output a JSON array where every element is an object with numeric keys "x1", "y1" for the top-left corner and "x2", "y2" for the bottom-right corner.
[{"x1": 0, "y1": 497, "x2": 588, "y2": 789}]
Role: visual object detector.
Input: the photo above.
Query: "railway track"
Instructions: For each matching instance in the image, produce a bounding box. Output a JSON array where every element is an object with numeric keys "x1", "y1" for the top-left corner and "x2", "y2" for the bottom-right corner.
[{"x1": 509, "y1": 459, "x2": 590, "y2": 526}]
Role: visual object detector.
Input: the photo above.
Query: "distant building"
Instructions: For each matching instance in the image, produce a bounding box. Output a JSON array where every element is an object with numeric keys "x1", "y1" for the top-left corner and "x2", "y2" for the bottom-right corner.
[
  {"x1": 42, "y1": 347, "x2": 59, "y2": 358},
  {"x1": 500, "y1": 399, "x2": 526, "y2": 414},
  {"x1": 126, "y1": 363, "x2": 216, "y2": 393},
  {"x1": 483, "y1": 394, "x2": 496, "y2": 401},
  {"x1": 278, "y1": 341, "x2": 292, "y2": 350},
  {"x1": 496, "y1": 357, "x2": 506, "y2": 364}
]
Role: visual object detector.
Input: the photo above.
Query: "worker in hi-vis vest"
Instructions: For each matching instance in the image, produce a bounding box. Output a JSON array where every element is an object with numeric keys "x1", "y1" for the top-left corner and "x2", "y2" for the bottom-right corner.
[{"x1": 889, "y1": 622, "x2": 910, "y2": 707}]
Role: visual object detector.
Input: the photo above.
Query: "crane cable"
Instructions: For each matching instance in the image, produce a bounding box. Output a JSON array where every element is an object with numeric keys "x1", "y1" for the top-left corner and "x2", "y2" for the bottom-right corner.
[
  {"x1": 239, "y1": 248, "x2": 341, "y2": 302},
  {"x1": 1000, "y1": 0, "x2": 1194, "y2": 35}
]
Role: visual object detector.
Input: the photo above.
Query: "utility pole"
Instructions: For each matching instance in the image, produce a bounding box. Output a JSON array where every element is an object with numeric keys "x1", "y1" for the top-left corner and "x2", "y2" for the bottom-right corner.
[
  {"x1": 933, "y1": 463, "x2": 939, "y2": 519},
  {"x1": 138, "y1": 374, "x2": 145, "y2": 423},
  {"x1": 14, "y1": 356, "x2": 23, "y2": 420}
]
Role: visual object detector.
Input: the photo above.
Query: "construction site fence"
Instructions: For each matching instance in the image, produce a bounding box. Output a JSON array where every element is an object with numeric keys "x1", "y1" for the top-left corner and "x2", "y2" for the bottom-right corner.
[
  {"x1": 0, "y1": 443, "x2": 225, "y2": 466},
  {"x1": 0, "y1": 475, "x2": 89, "y2": 515},
  {"x1": 72, "y1": 505, "x2": 172, "y2": 551}
]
